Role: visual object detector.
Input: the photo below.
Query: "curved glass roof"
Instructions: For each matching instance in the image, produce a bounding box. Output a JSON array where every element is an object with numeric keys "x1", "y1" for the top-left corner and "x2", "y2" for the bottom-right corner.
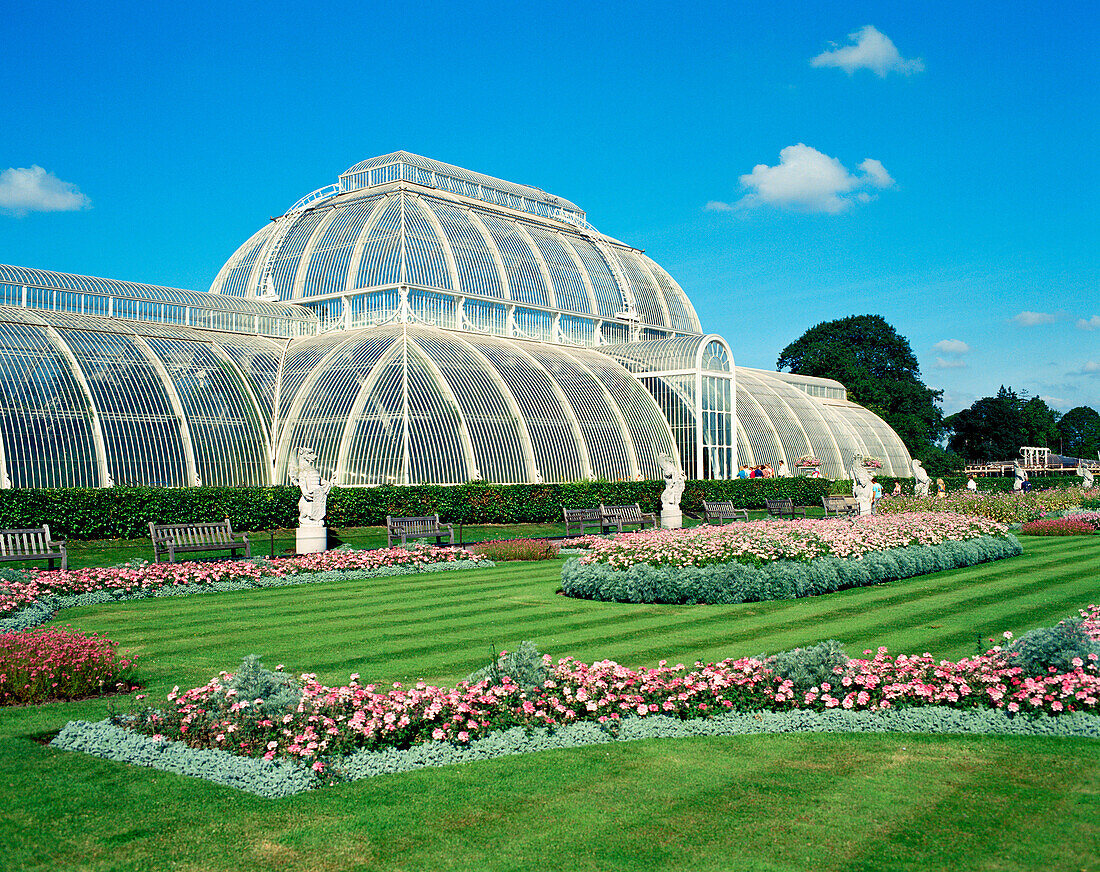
[
  {"x1": 734, "y1": 368, "x2": 911, "y2": 478},
  {"x1": 1, "y1": 265, "x2": 317, "y2": 338},
  {"x1": 339, "y1": 152, "x2": 586, "y2": 222},
  {"x1": 209, "y1": 155, "x2": 702, "y2": 338},
  {"x1": 273, "y1": 325, "x2": 680, "y2": 486},
  {"x1": 0, "y1": 305, "x2": 281, "y2": 488}
]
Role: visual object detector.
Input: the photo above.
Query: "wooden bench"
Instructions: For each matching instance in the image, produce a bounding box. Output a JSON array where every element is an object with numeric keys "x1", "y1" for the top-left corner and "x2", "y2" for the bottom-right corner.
[
  {"x1": 765, "y1": 498, "x2": 807, "y2": 520},
  {"x1": 600, "y1": 504, "x2": 658, "y2": 533},
  {"x1": 563, "y1": 507, "x2": 604, "y2": 537},
  {"x1": 822, "y1": 495, "x2": 858, "y2": 517},
  {"x1": 703, "y1": 500, "x2": 749, "y2": 524},
  {"x1": 387, "y1": 514, "x2": 454, "y2": 547},
  {"x1": 0, "y1": 524, "x2": 67, "y2": 570},
  {"x1": 149, "y1": 519, "x2": 251, "y2": 563}
]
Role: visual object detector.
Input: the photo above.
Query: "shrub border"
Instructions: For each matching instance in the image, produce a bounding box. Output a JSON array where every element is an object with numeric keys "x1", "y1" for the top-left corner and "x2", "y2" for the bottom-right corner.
[
  {"x1": 560, "y1": 534, "x2": 1022, "y2": 604},
  {"x1": 52, "y1": 707, "x2": 1100, "y2": 798}
]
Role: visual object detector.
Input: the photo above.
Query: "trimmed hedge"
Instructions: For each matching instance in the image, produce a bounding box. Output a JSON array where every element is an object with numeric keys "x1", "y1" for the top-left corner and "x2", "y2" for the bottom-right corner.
[
  {"x1": 52, "y1": 706, "x2": 1100, "y2": 796},
  {"x1": 0, "y1": 475, "x2": 1088, "y2": 540},
  {"x1": 560, "y1": 535, "x2": 1022, "y2": 604},
  {"x1": 0, "y1": 480, "x2": 830, "y2": 540}
]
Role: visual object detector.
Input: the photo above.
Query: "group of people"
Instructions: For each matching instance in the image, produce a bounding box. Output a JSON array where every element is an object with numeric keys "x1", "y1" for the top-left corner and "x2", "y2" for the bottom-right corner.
[
  {"x1": 737, "y1": 460, "x2": 790, "y2": 479},
  {"x1": 865, "y1": 475, "x2": 904, "y2": 513}
]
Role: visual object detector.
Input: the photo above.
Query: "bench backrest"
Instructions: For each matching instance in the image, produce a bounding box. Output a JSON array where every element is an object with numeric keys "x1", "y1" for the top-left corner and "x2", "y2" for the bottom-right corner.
[
  {"x1": 387, "y1": 515, "x2": 443, "y2": 534},
  {"x1": 0, "y1": 525, "x2": 58, "y2": 557},
  {"x1": 563, "y1": 507, "x2": 601, "y2": 523},
  {"x1": 601, "y1": 504, "x2": 643, "y2": 521},
  {"x1": 149, "y1": 520, "x2": 235, "y2": 545},
  {"x1": 766, "y1": 498, "x2": 794, "y2": 511},
  {"x1": 704, "y1": 500, "x2": 738, "y2": 513}
]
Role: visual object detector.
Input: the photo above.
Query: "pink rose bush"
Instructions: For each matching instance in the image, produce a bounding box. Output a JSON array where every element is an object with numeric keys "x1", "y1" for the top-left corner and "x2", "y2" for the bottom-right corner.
[
  {"x1": 567, "y1": 513, "x2": 1008, "y2": 570},
  {"x1": 0, "y1": 545, "x2": 480, "y2": 617},
  {"x1": 134, "y1": 605, "x2": 1100, "y2": 771}
]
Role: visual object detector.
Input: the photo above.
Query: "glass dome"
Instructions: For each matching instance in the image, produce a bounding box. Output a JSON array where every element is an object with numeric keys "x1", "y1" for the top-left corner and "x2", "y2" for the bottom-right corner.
[{"x1": 209, "y1": 153, "x2": 702, "y2": 341}]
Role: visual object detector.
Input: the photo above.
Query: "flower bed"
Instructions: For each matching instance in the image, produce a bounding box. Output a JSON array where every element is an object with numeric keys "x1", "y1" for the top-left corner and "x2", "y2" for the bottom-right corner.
[
  {"x1": 470, "y1": 539, "x2": 558, "y2": 561},
  {"x1": 1019, "y1": 518, "x2": 1098, "y2": 536},
  {"x1": 877, "y1": 488, "x2": 1087, "y2": 524},
  {"x1": 0, "y1": 545, "x2": 486, "y2": 626},
  {"x1": 59, "y1": 605, "x2": 1098, "y2": 793},
  {"x1": 567, "y1": 513, "x2": 1008, "y2": 569},
  {"x1": 1063, "y1": 511, "x2": 1100, "y2": 530},
  {"x1": 0, "y1": 627, "x2": 137, "y2": 705}
]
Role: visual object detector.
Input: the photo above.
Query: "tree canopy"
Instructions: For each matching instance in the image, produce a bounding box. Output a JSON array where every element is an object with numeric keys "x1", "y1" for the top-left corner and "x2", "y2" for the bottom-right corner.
[
  {"x1": 1057, "y1": 405, "x2": 1100, "y2": 458},
  {"x1": 944, "y1": 388, "x2": 1089, "y2": 462},
  {"x1": 776, "y1": 314, "x2": 945, "y2": 453},
  {"x1": 946, "y1": 387, "x2": 1029, "y2": 461}
]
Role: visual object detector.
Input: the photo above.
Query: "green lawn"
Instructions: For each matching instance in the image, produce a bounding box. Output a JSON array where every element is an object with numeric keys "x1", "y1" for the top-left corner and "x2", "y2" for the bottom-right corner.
[{"x1": 3, "y1": 536, "x2": 1099, "y2": 871}]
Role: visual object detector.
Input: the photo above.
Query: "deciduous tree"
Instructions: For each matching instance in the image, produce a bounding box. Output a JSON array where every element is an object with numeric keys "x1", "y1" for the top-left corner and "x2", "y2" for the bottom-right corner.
[{"x1": 777, "y1": 314, "x2": 945, "y2": 454}]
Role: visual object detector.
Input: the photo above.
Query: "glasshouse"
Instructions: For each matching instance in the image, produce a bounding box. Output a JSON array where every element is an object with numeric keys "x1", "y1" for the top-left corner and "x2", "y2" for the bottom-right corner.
[{"x1": 0, "y1": 152, "x2": 910, "y2": 488}]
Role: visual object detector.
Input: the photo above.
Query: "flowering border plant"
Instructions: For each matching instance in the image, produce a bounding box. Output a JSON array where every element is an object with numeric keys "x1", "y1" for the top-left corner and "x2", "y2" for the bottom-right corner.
[
  {"x1": 878, "y1": 488, "x2": 1089, "y2": 524},
  {"x1": 123, "y1": 606, "x2": 1100, "y2": 776},
  {"x1": 0, "y1": 544, "x2": 481, "y2": 618},
  {"x1": 566, "y1": 513, "x2": 1008, "y2": 570}
]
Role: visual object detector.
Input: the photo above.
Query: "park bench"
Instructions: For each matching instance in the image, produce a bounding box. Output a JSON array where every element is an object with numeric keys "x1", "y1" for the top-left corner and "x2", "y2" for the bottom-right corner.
[
  {"x1": 148, "y1": 519, "x2": 251, "y2": 563},
  {"x1": 563, "y1": 507, "x2": 604, "y2": 537},
  {"x1": 387, "y1": 514, "x2": 455, "y2": 548},
  {"x1": 822, "y1": 495, "x2": 858, "y2": 517},
  {"x1": 765, "y1": 498, "x2": 807, "y2": 520},
  {"x1": 702, "y1": 500, "x2": 749, "y2": 524},
  {"x1": 600, "y1": 504, "x2": 658, "y2": 533},
  {"x1": 0, "y1": 524, "x2": 67, "y2": 570}
]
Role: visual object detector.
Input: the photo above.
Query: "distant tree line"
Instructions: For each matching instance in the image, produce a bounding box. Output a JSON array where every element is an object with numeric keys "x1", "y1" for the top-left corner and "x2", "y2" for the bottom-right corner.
[
  {"x1": 777, "y1": 315, "x2": 1100, "y2": 472},
  {"x1": 946, "y1": 387, "x2": 1100, "y2": 462}
]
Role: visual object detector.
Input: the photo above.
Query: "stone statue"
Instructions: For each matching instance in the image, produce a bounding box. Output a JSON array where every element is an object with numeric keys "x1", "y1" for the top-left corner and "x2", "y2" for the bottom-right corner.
[
  {"x1": 1077, "y1": 463, "x2": 1094, "y2": 489},
  {"x1": 912, "y1": 459, "x2": 930, "y2": 498},
  {"x1": 657, "y1": 452, "x2": 685, "y2": 529},
  {"x1": 290, "y1": 447, "x2": 333, "y2": 527},
  {"x1": 1013, "y1": 461, "x2": 1028, "y2": 492},
  {"x1": 850, "y1": 457, "x2": 874, "y2": 516}
]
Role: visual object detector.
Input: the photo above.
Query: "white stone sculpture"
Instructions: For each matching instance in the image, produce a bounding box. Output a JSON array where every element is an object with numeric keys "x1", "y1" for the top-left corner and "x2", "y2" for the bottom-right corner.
[
  {"x1": 1077, "y1": 463, "x2": 1094, "y2": 489},
  {"x1": 850, "y1": 457, "x2": 874, "y2": 516},
  {"x1": 1013, "y1": 461, "x2": 1028, "y2": 492},
  {"x1": 290, "y1": 447, "x2": 334, "y2": 553},
  {"x1": 657, "y1": 452, "x2": 685, "y2": 529},
  {"x1": 912, "y1": 459, "x2": 930, "y2": 498}
]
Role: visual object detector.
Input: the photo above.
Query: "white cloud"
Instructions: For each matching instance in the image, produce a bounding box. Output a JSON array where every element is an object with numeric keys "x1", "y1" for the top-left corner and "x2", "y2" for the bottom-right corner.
[
  {"x1": 1014, "y1": 311, "x2": 1057, "y2": 326},
  {"x1": 0, "y1": 166, "x2": 91, "y2": 217},
  {"x1": 858, "y1": 158, "x2": 894, "y2": 188},
  {"x1": 934, "y1": 339, "x2": 970, "y2": 354},
  {"x1": 934, "y1": 357, "x2": 967, "y2": 369},
  {"x1": 811, "y1": 25, "x2": 924, "y2": 77},
  {"x1": 1077, "y1": 315, "x2": 1100, "y2": 331},
  {"x1": 734, "y1": 144, "x2": 895, "y2": 214},
  {"x1": 704, "y1": 200, "x2": 734, "y2": 212},
  {"x1": 1077, "y1": 361, "x2": 1100, "y2": 375}
]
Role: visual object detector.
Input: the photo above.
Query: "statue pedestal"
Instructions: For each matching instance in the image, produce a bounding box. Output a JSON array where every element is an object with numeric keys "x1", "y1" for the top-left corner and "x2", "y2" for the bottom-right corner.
[
  {"x1": 296, "y1": 526, "x2": 327, "y2": 554},
  {"x1": 661, "y1": 507, "x2": 682, "y2": 529}
]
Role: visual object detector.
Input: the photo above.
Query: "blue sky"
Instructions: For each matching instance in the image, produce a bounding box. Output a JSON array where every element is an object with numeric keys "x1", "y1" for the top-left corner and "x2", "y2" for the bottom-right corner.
[{"x1": 3, "y1": 1, "x2": 1097, "y2": 415}]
